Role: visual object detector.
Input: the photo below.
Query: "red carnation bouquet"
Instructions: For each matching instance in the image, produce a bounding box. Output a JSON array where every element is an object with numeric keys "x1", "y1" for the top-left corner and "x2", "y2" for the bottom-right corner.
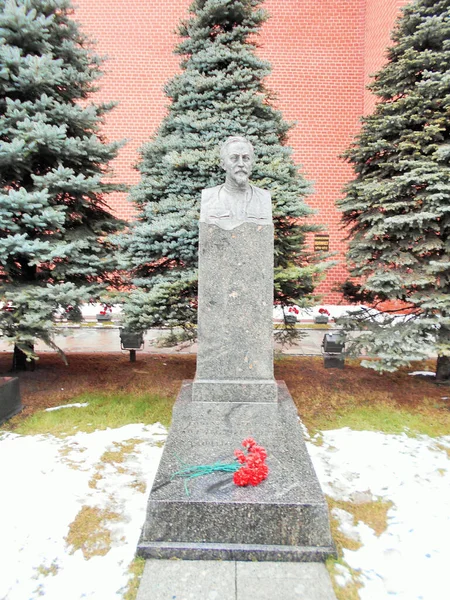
[
  {"x1": 233, "y1": 438, "x2": 269, "y2": 486},
  {"x1": 171, "y1": 437, "x2": 269, "y2": 495}
]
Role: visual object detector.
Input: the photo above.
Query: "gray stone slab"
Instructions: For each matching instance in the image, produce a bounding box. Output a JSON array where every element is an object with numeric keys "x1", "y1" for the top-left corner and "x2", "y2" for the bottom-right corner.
[
  {"x1": 236, "y1": 562, "x2": 337, "y2": 600},
  {"x1": 0, "y1": 377, "x2": 22, "y2": 425},
  {"x1": 193, "y1": 222, "x2": 276, "y2": 403},
  {"x1": 136, "y1": 559, "x2": 236, "y2": 600},
  {"x1": 138, "y1": 381, "x2": 335, "y2": 561},
  {"x1": 135, "y1": 560, "x2": 337, "y2": 600}
]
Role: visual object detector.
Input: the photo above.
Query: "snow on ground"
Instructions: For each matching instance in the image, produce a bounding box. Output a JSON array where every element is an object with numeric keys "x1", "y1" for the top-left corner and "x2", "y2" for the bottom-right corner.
[
  {"x1": 0, "y1": 424, "x2": 449, "y2": 599},
  {"x1": 408, "y1": 371, "x2": 436, "y2": 377},
  {"x1": 0, "y1": 423, "x2": 166, "y2": 600},
  {"x1": 307, "y1": 429, "x2": 450, "y2": 600},
  {"x1": 45, "y1": 402, "x2": 90, "y2": 412}
]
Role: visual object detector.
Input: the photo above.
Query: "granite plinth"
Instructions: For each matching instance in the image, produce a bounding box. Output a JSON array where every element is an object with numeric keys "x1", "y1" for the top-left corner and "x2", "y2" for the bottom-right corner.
[
  {"x1": 192, "y1": 379, "x2": 277, "y2": 403},
  {"x1": 138, "y1": 381, "x2": 335, "y2": 562},
  {"x1": 193, "y1": 222, "x2": 276, "y2": 403},
  {"x1": 0, "y1": 377, "x2": 22, "y2": 425}
]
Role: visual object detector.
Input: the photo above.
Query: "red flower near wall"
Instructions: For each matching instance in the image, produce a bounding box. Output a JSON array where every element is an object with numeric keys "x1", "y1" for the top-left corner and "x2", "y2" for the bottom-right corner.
[{"x1": 99, "y1": 303, "x2": 113, "y2": 316}]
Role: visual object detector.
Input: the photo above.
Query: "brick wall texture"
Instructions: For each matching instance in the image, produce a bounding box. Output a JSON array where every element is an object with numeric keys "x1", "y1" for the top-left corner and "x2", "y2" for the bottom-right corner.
[{"x1": 74, "y1": 0, "x2": 409, "y2": 302}]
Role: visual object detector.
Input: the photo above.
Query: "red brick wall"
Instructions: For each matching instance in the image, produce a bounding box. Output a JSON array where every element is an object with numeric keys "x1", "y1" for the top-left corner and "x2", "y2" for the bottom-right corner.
[
  {"x1": 74, "y1": 0, "x2": 190, "y2": 218},
  {"x1": 259, "y1": 0, "x2": 366, "y2": 300},
  {"x1": 73, "y1": 0, "x2": 405, "y2": 303},
  {"x1": 364, "y1": 0, "x2": 410, "y2": 113}
]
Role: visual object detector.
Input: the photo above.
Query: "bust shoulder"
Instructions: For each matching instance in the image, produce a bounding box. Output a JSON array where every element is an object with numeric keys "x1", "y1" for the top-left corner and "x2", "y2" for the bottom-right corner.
[
  {"x1": 251, "y1": 185, "x2": 271, "y2": 201},
  {"x1": 200, "y1": 183, "x2": 272, "y2": 228},
  {"x1": 201, "y1": 185, "x2": 222, "y2": 202}
]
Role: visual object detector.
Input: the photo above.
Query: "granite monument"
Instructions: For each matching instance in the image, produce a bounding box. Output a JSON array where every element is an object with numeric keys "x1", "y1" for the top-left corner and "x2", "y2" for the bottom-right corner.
[{"x1": 138, "y1": 137, "x2": 335, "y2": 561}]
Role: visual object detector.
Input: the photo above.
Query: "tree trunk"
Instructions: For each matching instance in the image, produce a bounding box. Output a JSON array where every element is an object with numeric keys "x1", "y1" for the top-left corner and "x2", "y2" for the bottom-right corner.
[
  {"x1": 436, "y1": 325, "x2": 450, "y2": 383},
  {"x1": 12, "y1": 345, "x2": 35, "y2": 372},
  {"x1": 436, "y1": 355, "x2": 450, "y2": 383}
]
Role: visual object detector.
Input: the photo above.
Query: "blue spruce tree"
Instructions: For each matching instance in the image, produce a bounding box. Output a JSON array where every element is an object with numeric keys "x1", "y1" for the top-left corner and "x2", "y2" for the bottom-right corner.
[
  {"x1": 0, "y1": 0, "x2": 125, "y2": 369},
  {"x1": 119, "y1": 0, "x2": 329, "y2": 341},
  {"x1": 338, "y1": 0, "x2": 450, "y2": 382}
]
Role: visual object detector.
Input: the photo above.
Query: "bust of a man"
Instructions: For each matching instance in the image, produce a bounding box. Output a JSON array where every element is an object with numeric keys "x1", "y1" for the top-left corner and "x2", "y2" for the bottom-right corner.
[{"x1": 200, "y1": 136, "x2": 272, "y2": 231}]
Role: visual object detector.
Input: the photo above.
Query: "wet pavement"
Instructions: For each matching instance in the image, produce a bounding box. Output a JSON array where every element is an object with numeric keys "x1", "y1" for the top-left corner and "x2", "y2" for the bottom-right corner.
[{"x1": 0, "y1": 325, "x2": 338, "y2": 356}]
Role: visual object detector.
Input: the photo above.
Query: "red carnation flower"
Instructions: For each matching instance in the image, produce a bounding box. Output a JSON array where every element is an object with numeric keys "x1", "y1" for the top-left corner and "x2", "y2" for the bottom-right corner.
[
  {"x1": 251, "y1": 444, "x2": 267, "y2": 462},
  {"x1": 248, "y1": 464, "x2": 269, "y2": 486},
  {"x1": 234, "y1": 449, "x2": 247, "y2": 464},
  {"x1": 233, "y1": 467, "x2": 251, "y2": 486}
]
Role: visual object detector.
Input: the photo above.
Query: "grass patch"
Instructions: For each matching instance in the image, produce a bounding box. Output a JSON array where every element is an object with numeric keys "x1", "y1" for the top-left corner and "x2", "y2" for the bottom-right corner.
[
  {"x1": 88, "y1": 471, "x2": 103, "y2": 489},
  {"x1": 275, "y1": 356, "x2": 450, "y2": 437},
  {"x1": 325, "y1": 496, "x2": 393, "y2": 600},
  {"x1": 326, "y1": 497, "x2": 363, "y2": 600},
  {"x1": 65, "y1": 506, "x2": 121, "y2": 559},
  {"x1": 88, "y1": 438, "x2": 150, "y2": 493},
  {"x1": 123, "y1": 557, "x2": 146, "y2": 600},
  {"x1": 100, "y1": 439, "x2": 143, "y2": 465},
  {"x1": 329, "y1": 497, "x2": 393, "y2": 537},
  {"x1": 310, "y1": 403, "x2": 449, "y2": 438},
  {"x1": 11, "y1": 391, "x2": 174, "y2": 437},
  {"x1": 327, "y1": 500, "x2": 362, "y2": 555},
  {"x1": 35, "y1": 562, "x2": 59, "y2": 578},
  {"x1": 326, "y1": 558, "x2": 362, "y2": 600},
  {"x1": 434, "y1": 442, "x2": 450, "y2": 459}
]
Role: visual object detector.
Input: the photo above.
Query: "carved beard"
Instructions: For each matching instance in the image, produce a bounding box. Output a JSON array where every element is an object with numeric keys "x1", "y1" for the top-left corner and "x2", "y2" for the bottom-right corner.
[{"x1": 233, "y1": 171, "x2": 249, "y2": 185}]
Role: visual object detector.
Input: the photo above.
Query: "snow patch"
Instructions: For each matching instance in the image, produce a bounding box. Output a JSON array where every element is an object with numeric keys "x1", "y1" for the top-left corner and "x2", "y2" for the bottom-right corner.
[
  {"x1": 45, "y1": 403, "x2": 90, "y2": 412},
  {"x1": 408, "y1": 371, "x2": 435, "y2": 377},
  {"x1": 307, "y1": 429, "x2": 450, "y2": 600},
  {"x1": 0, "y1": 423, "x2": 166, "y2": 600}
]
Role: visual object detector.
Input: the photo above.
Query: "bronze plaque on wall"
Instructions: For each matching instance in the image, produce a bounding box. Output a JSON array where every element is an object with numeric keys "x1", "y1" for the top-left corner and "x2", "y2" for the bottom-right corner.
[{"x1": 314, "y1": 234, "x2": 330, "y2": 252}]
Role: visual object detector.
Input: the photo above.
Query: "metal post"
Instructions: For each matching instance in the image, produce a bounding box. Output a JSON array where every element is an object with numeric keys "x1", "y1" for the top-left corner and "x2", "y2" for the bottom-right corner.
[{"x1": 130, "y1": 350, "x2": 136, "y2": 363}]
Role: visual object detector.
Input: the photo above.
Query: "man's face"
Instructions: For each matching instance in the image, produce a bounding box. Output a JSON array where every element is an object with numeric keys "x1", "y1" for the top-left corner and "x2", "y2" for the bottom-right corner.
[{"x1": 222, "y1": 142, "x2": 253, "y2": 187}]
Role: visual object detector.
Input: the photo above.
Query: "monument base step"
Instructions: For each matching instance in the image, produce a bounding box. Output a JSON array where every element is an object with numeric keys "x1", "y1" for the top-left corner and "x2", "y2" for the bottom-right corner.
[
  {"x1": 137, "y1": 541, "x2": 334, "y2": 562},
  {"x1": 137, "y1": 381, "x2": 336, "y2": 562}
]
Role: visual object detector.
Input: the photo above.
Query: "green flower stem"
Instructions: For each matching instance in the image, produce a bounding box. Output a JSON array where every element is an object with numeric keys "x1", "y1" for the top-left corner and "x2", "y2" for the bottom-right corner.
[{"x1": 171, "y1": 460, "x2": 240, "y2": 496}]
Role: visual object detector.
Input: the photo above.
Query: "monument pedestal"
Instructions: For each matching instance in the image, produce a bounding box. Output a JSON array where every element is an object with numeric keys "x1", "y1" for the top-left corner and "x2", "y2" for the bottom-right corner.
[
  {"x1": 137, "y1": 381, "x2": 336, "y2": 562},
  {"x1": 193, "y1": 222, "x2": 277, "y2": 403}
]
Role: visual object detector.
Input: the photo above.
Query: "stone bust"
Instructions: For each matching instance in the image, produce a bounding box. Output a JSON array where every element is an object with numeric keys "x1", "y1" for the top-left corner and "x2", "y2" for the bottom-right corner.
[{"x1": 200, "y1": 136, "x2": 272, "y2": 231}]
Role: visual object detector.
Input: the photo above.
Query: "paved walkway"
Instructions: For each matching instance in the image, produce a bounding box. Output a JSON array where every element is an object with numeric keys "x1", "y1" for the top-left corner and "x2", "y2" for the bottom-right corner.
[
  {"x1": 0, "y1": 325, "x2": 337, "y2": 356},
  {"x1": 137, "y1": 560, "x2": 337, "y2": 600}
]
